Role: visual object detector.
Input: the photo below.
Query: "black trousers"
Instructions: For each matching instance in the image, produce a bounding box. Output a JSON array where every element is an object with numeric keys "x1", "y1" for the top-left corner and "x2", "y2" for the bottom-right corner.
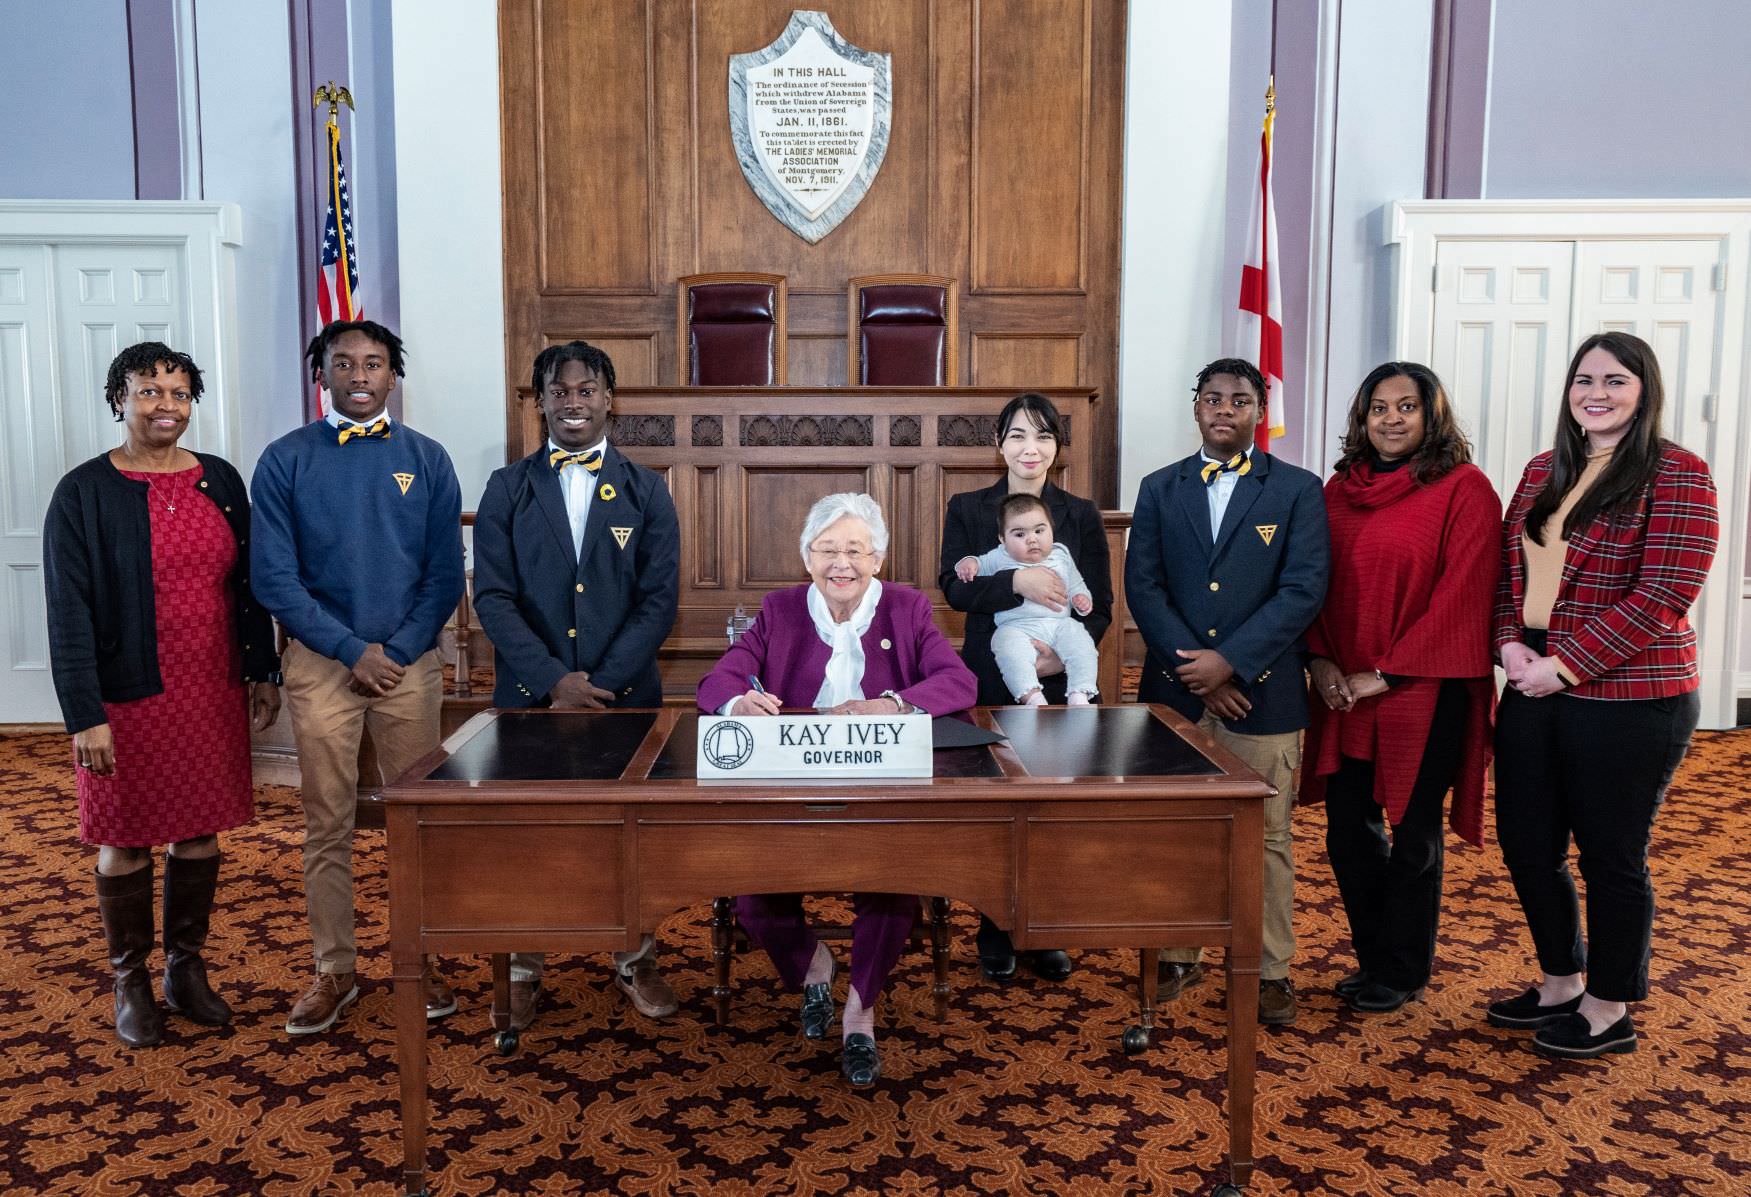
[
  {"x1": 1494, "y1": 681, "x2": 1699, "y2": 1002},
  {"x1": 1324, "y1": 680, "x2": 1468, "y2": 991}
]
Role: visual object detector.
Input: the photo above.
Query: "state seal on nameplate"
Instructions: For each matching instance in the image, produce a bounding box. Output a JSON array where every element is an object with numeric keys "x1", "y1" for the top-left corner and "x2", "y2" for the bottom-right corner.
[{"x1": 728, "y1": 10, "x2": 892, "y2": 244}]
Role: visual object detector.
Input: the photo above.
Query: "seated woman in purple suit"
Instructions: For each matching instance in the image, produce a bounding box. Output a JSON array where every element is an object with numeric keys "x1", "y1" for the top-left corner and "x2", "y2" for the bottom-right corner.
[{"x1": 698, "y1": 492, "x2": 977, "y2": 1088}]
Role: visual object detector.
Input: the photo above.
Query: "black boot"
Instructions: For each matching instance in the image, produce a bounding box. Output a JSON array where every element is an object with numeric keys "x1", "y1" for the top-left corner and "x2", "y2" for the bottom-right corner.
[
  {"x1": 162, "y1": 853, "x2": 232, "y2": 1026},
  {"x1": 96, "y1": 865, "x2": 163, "y2": 1047}
]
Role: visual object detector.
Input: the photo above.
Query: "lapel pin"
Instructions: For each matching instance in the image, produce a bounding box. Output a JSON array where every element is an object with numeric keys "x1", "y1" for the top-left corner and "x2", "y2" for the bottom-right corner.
[
  {"x1": 598, "y1": 482, "x2": 617, "y2": 501},
  {"x1": 880, "y1": 638, "x2": 892, "y2": 650},
  {"x1": 1256, "y1": 524, "x2": 1278, "y2": 546},
  {"x1": 610, "y1": 527, "x2": 633, "y2": 550}
]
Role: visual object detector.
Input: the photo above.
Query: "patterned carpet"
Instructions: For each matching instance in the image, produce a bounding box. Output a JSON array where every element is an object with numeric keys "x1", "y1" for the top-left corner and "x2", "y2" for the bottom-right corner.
[{"x1": 1, "y1": 727, "x2": 1747, "y2": 1197}]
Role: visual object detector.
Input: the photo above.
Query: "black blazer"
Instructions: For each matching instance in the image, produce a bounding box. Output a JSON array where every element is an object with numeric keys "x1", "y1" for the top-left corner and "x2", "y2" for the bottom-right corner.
[
  {"x1": 1126, "y1": 451, "x2": 1328, "y2": 735},
  {"x1": 472, "y1": 442, "x2": 680, "y2": 707},
  {"x1": 937, "y1": 478, "x2": 1112, "y2": 704},
  {"x1": 43, "y1": 452, "x2": 279, "y2": 734}
]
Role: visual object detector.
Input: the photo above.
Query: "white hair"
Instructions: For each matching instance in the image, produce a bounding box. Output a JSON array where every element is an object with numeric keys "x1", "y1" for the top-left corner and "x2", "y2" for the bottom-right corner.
[{"x1": 799, "y1": 492, "x2": 889, "y2": 566}]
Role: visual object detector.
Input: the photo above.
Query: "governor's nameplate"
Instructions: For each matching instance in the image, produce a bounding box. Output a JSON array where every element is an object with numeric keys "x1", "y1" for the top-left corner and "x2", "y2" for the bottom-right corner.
[
  {"x1": 697, "y1": 714, "x2": 932, "y2": 780},
  {"x1": 728, "y1": 10, "x2": 891, "y2": 243}
]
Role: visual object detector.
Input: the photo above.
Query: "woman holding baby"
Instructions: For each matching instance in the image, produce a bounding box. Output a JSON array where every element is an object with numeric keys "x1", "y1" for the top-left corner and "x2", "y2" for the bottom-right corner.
[{"x1": 936, "y1": 390, "x2": 1112, "y2": 982}]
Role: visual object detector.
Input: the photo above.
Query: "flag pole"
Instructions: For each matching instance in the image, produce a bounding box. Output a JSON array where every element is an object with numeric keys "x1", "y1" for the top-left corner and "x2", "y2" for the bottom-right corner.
[{"x1": 312, "y1": 82, "x2": 357, "y2": 323}]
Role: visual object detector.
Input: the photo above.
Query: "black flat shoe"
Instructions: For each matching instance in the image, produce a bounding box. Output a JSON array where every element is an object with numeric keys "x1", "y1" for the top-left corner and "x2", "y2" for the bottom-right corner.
[
  {"x1": 1533, "y1": 1012, "x2": 1637, "y2": 1059},
  {"x1": 799, "y1": 981, "x2": 834, "y2": 1039},
  {"x1": 1348, "y1": 981, "x2": 1424, "y2": 1013},
  {"x1": 1334, "y1": 970, "x2": 1369, "y2": 1000},
  {"x1": 1486, "y1": 987, "x2": 1584, "y2": 1029},
  {"x1": 1021, "y1": 949, "x2": 1073, "y2": 982},
  {"x1": 841, "y1": 1033, "x2": 881, "y2": 1087},
  {"x1": 980, "y1": 951, "x2": 1018, "y2": 983}
]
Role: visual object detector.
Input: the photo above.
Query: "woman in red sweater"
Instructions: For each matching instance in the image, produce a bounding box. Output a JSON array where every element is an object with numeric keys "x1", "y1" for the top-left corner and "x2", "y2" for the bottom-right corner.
[
  {"x1": 1304, "y1": 362, "x2": 1501, "y2": 1014},
  {"x1": 1488, "y1": 332, "x2": 1717, "y2": 1059}
]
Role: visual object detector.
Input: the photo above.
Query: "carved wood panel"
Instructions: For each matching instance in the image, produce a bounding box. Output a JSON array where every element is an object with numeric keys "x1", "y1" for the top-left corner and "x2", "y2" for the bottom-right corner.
[{"x1": 500, "y1": 0, "x2": 1127, "y2": 505}]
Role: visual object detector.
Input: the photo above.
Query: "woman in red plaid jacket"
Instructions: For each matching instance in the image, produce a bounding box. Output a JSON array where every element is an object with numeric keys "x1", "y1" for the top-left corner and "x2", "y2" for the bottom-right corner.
[{"x1": 1487, "y1": 330, "x2": 1718, "y2": 1060}]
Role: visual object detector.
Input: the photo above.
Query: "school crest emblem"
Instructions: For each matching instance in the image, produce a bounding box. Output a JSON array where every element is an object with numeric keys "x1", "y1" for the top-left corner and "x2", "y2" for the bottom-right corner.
[
  {"x1": 610, "y1": 527, "x2": 633, "y2": 550},
  {"x1": 393, "y1": 472, "x2": 415, "y2": 495},
  {"x1": 1255, "y1": 524, "x2": 1278, "y2": 546}
]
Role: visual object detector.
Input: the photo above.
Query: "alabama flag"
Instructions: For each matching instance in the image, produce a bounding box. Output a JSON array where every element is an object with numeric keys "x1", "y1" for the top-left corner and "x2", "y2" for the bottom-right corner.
[{"x1": 1235, "y1": 83, "x2": 1284, "y2": 451}]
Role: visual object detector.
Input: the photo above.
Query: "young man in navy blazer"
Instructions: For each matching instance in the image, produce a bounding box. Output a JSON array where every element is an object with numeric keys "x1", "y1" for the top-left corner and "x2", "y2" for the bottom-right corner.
[
  {"x1": 1125, "y1": 358, "x2": 1329, "y2": 1025},
  {"x1": 471, "y1": 340, "x2": 681, "y2": 1032}
]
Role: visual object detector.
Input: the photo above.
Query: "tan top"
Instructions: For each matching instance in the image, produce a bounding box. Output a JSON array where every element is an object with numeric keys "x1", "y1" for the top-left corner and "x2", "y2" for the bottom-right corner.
[{"x1": 1521, "y1": 448, "x2": 1614, "y2": 678}]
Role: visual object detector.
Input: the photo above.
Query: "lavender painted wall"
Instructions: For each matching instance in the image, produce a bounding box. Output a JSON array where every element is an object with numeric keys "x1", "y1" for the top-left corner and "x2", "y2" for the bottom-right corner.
[
  {"x1": 0, "y1": 0, "x2": 136, "y2": 199},
  {"x1": 1486, "y1": 0, "x2": 1751, "y2": 198}
]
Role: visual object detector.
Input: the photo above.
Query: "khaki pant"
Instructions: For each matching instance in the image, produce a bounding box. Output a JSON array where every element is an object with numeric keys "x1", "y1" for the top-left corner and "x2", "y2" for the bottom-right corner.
[
  {"x1": 1161, "y1": 715, "x2": 1299, "y2": 981},
  {"x1": 282, "y1": 639, "x2": 443, "y2": 973}
]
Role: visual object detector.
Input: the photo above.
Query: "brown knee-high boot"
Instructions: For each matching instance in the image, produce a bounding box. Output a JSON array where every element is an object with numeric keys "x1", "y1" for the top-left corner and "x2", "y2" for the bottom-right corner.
[
  {"x1": 95, "y1": 865, "x2": 163, "y2": 1047},
  {"x1": 162, "y1": 852, "x2": 232, "y2": 1025}
]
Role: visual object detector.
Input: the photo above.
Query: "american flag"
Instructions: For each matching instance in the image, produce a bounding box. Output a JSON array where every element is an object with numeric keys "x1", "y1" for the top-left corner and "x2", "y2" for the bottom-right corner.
[{"x1": 314, "y1": 118, "x2": 362, "y2": 415}]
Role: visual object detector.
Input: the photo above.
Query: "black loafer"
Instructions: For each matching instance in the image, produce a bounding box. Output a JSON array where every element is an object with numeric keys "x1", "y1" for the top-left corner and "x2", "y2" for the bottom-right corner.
[
  {"x1": 980, "y1": 951, "x2": 1018, "y2": 983},
  {"x1": 1334, "y1": 970, "x2": 1369, "y2": 1000},
  {"x1": 1348, "y1": 981, "x2": 1424, "y2": 1013},
  {"x1": 1486, "y1": 987, "x2": 1584, "y2": 1029},
  {"x1": 799, "y1": 982, "x2": 834, "y2": 1039},
  {"x1": 1022, "y1": 949, "x2": 1073, "y2": 982},
  {"x1": 841, "y1": 1032, "x2": 881, "y2": 1087},
  {"x1": 1158, "y1": 961, "x2": 1205, "y2": 999},
  {"x1": 1533, "y1": 1012, "x2": 1637, "y2": 1059}
]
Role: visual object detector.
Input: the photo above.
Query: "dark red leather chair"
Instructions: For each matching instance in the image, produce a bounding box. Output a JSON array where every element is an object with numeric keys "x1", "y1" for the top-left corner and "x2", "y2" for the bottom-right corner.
[
  {"x1": 677, "y1": 272, "x2": 787, "y2": 385},
  {"x1": 848, "y1": 274, "x2": 958, "y2": 386}
]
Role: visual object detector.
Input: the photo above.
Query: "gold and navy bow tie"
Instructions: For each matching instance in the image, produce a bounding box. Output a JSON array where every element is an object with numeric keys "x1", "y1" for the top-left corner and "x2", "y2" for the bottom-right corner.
[
  {"x1": 550, "y1": 447, "x2": 604, "y2": 473},
  {"x1": 1201, "y1": 453, "x2": 1252, "y2": 485},
  {"x1": 337, "y1": 418, "x2": 391, "y2": 444}
]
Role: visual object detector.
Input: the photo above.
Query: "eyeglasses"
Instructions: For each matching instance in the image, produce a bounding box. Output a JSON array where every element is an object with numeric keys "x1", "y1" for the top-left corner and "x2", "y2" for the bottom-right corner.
[{"x1": 808, "y1": 547, "x2": 877, "y2": 564}]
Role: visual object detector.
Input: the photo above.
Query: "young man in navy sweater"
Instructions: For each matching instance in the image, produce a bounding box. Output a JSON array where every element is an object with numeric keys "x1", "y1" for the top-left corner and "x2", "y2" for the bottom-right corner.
[{"x1": 251, "y1": 320, "x2": 464, "y2": 1035}]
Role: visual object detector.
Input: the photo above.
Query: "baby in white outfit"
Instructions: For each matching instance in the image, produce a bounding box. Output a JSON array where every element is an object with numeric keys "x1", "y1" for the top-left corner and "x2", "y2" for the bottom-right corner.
[{"x1": 955, "y1": 494, "x2": 1099, "y2": 705}]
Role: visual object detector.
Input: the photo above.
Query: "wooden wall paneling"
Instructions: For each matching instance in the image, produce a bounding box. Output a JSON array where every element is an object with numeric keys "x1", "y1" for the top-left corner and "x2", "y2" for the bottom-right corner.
[
  {"x1": 971, "y1": 0, "x2": 1090, "y2": 293},
  {"x1": 535, "y1": 0, "x2": 655, "y2": 291},
  {"x1": 501, "y1": 0, "x2": 1129, "y2": 498},
  {"x1": 740, "y1": 465, "x2": 874, "y2": 584},
  {"x1": 969, "y1": 333, "x2": 1083, "y2": 388},
  {"x1": 692, "y1": 466, "x2": 721, "y2": 588}
]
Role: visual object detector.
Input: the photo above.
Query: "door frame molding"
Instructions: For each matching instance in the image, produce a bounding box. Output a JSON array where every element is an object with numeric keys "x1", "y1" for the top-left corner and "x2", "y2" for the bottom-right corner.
[{"x1": 1387, "y1": 198, "x2": 1751, "y2": 729}]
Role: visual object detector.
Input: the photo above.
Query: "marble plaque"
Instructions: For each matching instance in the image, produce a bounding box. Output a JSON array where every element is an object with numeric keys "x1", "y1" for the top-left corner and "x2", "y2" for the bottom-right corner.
[{"x1": 729, "y1": 11, "x2": 891, "y2": 244}]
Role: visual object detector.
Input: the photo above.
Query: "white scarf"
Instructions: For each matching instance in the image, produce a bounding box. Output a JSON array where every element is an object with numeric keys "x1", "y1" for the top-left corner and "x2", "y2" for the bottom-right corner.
[{"x1": 807, "y1": 579, "x2": 883, "y2": 708}]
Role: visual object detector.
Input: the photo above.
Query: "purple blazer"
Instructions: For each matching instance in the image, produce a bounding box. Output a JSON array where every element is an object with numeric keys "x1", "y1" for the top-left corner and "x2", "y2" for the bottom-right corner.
[{"x1": 697, "y1": 583, "x2": 977, "y2": 717}]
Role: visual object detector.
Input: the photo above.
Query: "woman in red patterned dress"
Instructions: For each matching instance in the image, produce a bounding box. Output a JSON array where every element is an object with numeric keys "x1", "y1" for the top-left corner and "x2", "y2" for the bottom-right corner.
[{"x1": 44, "y1": 343, "x2": 281, "y2": 1047}]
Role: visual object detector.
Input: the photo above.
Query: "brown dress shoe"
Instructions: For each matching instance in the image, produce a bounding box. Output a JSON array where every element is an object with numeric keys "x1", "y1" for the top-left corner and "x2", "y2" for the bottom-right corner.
[
  {"x1": 615, "y1": 958, "x2": 678, "y2": 1018},
  {"x1": 424, "y1": 960, "x2": 457, "y2": 1020},
  {"x1": 508, "y1": 979, "x2": 544, "y2": 1032},
  {"x1": 286, "y1": 972, "x2": 358, "y2": 1035},
  {"x1": 1158, "y1": 961, "x2": 1205, "y2": 1000},
  {"x1": 1259, "y1": 977, "x2": 1298, "y2": 1025}
]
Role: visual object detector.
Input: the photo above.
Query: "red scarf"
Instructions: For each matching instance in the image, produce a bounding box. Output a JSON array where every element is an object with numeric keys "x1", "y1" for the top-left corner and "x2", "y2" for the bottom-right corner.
[{"x1": 1303, "y1": 462, "x2": 1501, "y2": 845}]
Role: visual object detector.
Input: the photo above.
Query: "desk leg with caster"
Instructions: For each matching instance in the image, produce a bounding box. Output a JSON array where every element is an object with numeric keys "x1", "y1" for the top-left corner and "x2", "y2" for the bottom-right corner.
[
  {"x1": 395, "y1": 955, "x2": 431, "y2": 1196},
  {"x1": 1225, "y1": 955, "x2": 1259, "y2": 1188},
  {"x1": 490, "y1": 952, "x2": 518, "y2": 1055},
  {"x1": 1123, "y1": 948, "x2": 1160, "y2": 1054}
]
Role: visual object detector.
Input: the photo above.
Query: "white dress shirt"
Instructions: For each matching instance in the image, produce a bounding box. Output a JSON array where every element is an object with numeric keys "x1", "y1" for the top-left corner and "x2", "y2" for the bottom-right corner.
[
  {"x1": 549, "y1": 436, "x2": 607, "y2": 559},
  {"x1": 326, "y1": 407, "x2": 394, "y2": 432},
  {"x1": 1200, "y1": 447, "x2": 1254, "y2": 541}
]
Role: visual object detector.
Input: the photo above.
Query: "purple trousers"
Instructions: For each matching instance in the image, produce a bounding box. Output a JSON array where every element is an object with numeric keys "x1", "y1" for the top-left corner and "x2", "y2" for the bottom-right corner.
[{"x1": 735, "y1": 892, "x2": 917, "y2": 1004}]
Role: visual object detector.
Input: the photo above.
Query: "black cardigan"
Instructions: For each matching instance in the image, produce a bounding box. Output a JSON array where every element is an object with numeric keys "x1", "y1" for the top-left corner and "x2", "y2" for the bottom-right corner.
[
  {"x1": 43, "y1": 452, "x2": 279, "y2": 734},
  {"x1": 936, "y1": 478, "x2": 1113, "y2": 705}
]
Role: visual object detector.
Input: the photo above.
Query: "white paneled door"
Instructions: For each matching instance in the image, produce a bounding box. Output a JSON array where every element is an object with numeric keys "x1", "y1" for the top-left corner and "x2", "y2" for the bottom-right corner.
[
  {"x1": 0, "y1": 201, "x2": 240, "y2": 725},
  {"x1": 1430, "y1": 239, "x2": 1575, "y2": 498}
]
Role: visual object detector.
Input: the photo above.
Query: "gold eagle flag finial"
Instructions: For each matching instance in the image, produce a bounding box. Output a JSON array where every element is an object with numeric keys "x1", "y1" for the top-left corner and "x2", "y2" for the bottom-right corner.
[{"x1": 313, "y1": 82, "x2": 355, "y2": 124}]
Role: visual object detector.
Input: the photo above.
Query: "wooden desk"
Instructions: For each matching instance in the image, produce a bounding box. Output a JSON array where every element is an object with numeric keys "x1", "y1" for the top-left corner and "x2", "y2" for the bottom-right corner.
[{"x1": 385, "y1": 705, "x2": 1269, "y2": 1196}]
